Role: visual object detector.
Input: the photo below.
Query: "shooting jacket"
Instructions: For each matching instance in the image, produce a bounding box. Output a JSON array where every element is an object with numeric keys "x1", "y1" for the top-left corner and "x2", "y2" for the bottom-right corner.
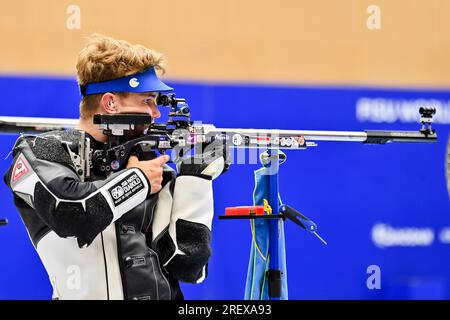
[{"x1": 3, "y1": 129, "x2": 214, "y2": 300}]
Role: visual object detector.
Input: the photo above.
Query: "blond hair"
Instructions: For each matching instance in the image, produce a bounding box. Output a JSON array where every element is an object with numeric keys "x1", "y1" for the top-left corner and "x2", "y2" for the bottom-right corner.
[{"x1": 76, "y1": 33, "x2": 166, "y2": 119}]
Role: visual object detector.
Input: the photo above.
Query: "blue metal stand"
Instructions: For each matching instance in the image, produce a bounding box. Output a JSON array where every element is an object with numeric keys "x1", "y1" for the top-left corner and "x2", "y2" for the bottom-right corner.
[
  {"x1": 267, "y1": 149, "x2": 283, "y2": 300},
  {"x1": 219, "y1": 149, "x2": 325, "y2": 300}
]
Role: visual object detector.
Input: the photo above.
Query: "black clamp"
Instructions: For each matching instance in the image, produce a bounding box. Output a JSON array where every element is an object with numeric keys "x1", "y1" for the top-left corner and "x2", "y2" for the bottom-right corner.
[{"x1": 266, "y1": 269, "x2": 283, "y2": 298}]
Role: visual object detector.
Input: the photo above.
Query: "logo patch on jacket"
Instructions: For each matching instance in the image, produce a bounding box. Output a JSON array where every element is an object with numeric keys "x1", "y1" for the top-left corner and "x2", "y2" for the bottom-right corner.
[
  {"x1": 12, "y1": 154, "x2": 30, "y2": 183},
  {"x1": 108, "y1": 172, "x2": 145, "y2": 207}
]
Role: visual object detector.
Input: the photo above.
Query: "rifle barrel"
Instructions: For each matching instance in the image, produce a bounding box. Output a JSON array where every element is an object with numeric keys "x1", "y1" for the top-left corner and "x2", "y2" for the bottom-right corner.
[
  {"x1": 0, "y1": 116, "x2": 438, "y2": 144},
  {"x1": 205, "y1": 127, "x2": 437, "y2": 145}
]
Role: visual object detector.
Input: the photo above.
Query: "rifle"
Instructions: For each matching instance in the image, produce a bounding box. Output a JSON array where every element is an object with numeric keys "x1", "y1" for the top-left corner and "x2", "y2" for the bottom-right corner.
[{"x1": 0, "y1": 93, "x2": 438, "y2": 181}]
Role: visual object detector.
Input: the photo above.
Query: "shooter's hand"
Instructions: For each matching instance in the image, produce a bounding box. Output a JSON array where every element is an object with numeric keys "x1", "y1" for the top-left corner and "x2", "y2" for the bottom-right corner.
[{"x1": 126, "y1": 154, "x2": 170, "y2": 194}]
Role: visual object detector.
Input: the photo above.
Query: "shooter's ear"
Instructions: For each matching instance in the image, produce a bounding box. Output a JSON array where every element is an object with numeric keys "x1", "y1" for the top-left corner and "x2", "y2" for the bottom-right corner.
[{"x1": 100, "y1": 93, "x2": 118, "y2": 114}]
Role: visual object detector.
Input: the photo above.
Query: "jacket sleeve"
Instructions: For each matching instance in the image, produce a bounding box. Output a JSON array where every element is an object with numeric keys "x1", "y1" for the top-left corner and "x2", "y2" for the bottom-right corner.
[
  {"x1": 151, "y1": 173, "x2": 213, "y2": 284},
  {"x1": 3, "y1": 135, "x2": 150, "y2": 248}
]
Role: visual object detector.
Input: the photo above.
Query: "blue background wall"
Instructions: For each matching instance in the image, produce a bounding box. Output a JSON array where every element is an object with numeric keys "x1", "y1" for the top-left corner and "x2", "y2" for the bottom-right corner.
[{"x1": 0, "y1": 75, "x2": 449, "y2": 299}]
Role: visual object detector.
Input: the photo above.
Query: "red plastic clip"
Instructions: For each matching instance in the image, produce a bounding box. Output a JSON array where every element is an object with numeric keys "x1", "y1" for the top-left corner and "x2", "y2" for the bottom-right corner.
[{"x1": 225, "y1": 206, "x2": 265, "y2": 216}]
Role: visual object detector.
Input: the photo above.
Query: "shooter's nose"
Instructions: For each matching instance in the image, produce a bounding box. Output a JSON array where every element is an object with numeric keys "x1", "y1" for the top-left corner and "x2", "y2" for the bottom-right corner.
[{"x1": 150, "y1": 105, "x2": 161, "y2": 119}]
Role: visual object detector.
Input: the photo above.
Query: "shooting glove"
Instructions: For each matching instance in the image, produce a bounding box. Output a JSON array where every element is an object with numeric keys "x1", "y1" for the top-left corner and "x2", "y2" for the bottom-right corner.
[{"x1": 177, "y1": 139, "x2": 230, "y2": 179}]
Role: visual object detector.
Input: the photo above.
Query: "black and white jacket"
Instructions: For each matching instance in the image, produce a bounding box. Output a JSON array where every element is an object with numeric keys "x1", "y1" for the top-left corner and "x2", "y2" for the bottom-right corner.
[{"x1": 3, "y1": 129, "x2": 214, "y2": 300}]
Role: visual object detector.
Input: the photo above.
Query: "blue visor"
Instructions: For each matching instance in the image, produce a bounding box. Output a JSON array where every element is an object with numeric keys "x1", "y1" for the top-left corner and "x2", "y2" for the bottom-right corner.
[{"x1": 80, "y1": 67, "x2": 173, "y2": 96}]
